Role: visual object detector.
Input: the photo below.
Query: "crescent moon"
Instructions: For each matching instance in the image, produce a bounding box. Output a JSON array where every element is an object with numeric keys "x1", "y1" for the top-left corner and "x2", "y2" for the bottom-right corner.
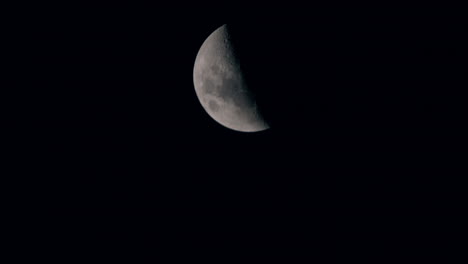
[{"x1": 193, "y1": 24, "x2": 269, "y2": 132}]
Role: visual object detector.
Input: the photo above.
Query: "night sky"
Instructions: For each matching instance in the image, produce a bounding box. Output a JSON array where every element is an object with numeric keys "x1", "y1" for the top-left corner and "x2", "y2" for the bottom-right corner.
[{"x1": 9, "y1": 4, "x2": 465, "y2": 262}]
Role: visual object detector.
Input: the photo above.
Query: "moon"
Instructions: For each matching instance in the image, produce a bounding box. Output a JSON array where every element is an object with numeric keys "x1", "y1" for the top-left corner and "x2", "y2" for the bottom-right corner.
[{"x1": 193, "y1": 24, "x2": 269, "y2": 132}]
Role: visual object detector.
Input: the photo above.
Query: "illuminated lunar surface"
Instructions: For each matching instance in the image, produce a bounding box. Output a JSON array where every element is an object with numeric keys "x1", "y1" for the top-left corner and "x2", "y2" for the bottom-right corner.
[{"x1": 193, "y1": 24, "x2": 269, "y2": 132}]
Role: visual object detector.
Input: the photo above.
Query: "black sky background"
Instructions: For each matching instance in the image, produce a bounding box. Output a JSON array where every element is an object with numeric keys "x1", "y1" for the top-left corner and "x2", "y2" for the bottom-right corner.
[{"x1": 8, "y1": 4, "x2": 466, "y2": 261}]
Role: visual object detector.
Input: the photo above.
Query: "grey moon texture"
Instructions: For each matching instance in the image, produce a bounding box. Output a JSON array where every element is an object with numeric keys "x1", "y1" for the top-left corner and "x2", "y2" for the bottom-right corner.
[{"x1": 193, "y1": 24, "x2": 269, "y2": 132}]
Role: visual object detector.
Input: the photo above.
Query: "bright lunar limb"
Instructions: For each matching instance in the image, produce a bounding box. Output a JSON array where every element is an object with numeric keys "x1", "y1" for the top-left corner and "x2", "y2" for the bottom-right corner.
[{"x1": 193, "y1": 24, "x2": 269, "y2": 132}]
